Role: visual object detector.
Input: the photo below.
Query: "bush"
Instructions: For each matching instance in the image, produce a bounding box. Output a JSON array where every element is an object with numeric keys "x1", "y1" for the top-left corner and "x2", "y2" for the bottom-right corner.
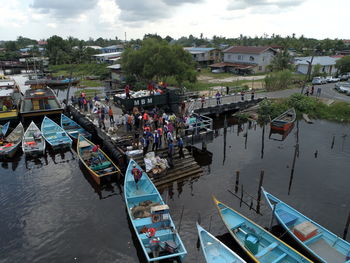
[{"x1": 265, "y1": 70, "x2": 294, "y2": 91}]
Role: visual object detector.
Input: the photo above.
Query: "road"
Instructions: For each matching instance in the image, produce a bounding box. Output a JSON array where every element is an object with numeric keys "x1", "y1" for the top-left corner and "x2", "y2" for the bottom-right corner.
[{"x1": 262, "y1": 82, "x2": 350, "y2": 102}]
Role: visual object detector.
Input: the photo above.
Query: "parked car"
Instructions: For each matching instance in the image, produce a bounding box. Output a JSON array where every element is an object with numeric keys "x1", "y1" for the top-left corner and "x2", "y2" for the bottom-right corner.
[
  {"x1": 335, "y1": 82, "x2": 350, "y2": 92},
  {"x1": 326, "y1": 76, "x2": 340, "y2": 83},
  {"x1": 312, "y1": 77, "x2": 323, "y2": 85},
  {"x1": 339, "y1": 74, "x2": 349, "y2": 81},
  {"x1": 211, "y1": 68, "x2": 224, "y2": 73},
  {"x1": 346, "y1": 89, "x2": 350, "y2": 96}
]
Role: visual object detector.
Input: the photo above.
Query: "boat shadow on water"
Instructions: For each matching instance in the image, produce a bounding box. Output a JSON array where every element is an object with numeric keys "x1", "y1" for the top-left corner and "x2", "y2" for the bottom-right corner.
[{"x1": 78, "y1": 161, "x2": 123, "y2": 200}]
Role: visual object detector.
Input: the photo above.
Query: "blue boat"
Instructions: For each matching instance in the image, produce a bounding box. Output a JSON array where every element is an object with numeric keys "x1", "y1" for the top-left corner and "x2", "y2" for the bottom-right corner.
[
  {"x1": 0, "y1": 121, "x2": 10, "y2": 136},
  {"x1": 41, "y1": 116, "x2": 72, "y2": 149},
  {"x1": 213, "y1": 197, "x2": 312, "y2": 263},
  {"x1": 197, "y1": 222, "x2": 247, "y2": 263},
  {"x1": 262, "y1": 188, "x2": 350, "y2": 263},
  {"x1": 61, "y1": 114, "x2": 91, "y2": 143},
  {"x1": 124, "y1": 159, "x2": 187, "y2": 262}
]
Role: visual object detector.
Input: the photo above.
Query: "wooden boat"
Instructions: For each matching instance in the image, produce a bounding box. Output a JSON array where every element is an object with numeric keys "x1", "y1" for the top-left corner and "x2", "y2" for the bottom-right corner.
[
  {"x1": 124, "y1": 159, "x2": 187, "y2": 262},
  {"x1": 213, "y1": 197, "x2": 312, "y2": 263},
  {"x1": 0, "y1": 121, "x2": 10, "y2": 136},
  {"x1": 20, "y1": 84, "x2": 63, "y2": 121},
  {"x1": 262, "y1": 188, "x2": 350, "y2": 263},
  {"x1": 77, "y1": 135, "x2": 120, "y2": 185},
  {"x1": 22, "y1": 121, "x2": 46, "y2": 156},
  {"x1": 270, "y1": 108, "x2": 296, "y2": 132},
  {"x1": 61, "y1": 114, "x2": 91, "y2": 143},
  {"x1": 41, "y1": 116, "x2": 72, "y2": 149},
  {"x1": 196, "y1": 222, "x2": 247, "y2": 263},
  {"x1": 0, "y1": 122, "x2": 24, "y2": 158},
  {"x1": 0, "y1": 76, "x2": 21, "y2": 121}
]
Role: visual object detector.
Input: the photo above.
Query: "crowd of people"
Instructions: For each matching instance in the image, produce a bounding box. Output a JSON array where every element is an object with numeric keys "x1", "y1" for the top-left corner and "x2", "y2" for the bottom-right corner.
[{"x1": 71, "y1": 91, "x2": 189, "y2": 167}]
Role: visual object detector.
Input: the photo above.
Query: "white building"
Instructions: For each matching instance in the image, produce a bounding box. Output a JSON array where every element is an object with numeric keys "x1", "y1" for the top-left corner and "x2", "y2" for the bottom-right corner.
[
  {"x1": 294, "y1": 56, "x2": 340, "y2": 75},
  {"x1": 222, "y1": 46, "x2": 277, "y2": 73},
  {"x1": 92, "y1": 52, "x2": 122, "y2": 63}
]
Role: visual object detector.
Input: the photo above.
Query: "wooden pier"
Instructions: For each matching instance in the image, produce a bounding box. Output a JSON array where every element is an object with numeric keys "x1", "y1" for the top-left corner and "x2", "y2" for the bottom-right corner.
[
  {"x1": 186, "y1": 93, "x2": 264, "y2": 115},
  {"x1": 130, "y1": 147, "x2": 203, "y2": 188}
]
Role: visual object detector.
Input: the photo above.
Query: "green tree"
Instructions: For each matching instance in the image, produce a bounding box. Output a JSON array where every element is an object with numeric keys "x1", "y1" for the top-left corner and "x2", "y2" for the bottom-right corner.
[
  {"x1": 335, "y1": 56, "x2": 350, "y2": 74},
  {"x1": 270, "y1": 48, "x2": 292, "y2": 71},
  {"x1": 121, "y1": 38, "x2": 197, "y2": 87}
]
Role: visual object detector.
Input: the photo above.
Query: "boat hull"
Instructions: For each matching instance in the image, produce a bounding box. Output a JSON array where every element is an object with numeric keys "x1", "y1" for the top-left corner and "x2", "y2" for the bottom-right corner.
[
  {"x1": 41, "y1": 116, "x2": 72, "y2": 150},
  {"x1": 124, "y1": 159, "x2": 187, "y2": 262},
  {"x1": 197, "y1": 223, "x2": 246, "y2": 263},
  {"x1": 77, "y1": 135, "x2": 120, "y2": 185},
  {"x1": 262, "y1": 188, "x2": 350, "y2": 263},
  {"x1": 213, "y1": 197, "x2": 312, "y2": 263}
]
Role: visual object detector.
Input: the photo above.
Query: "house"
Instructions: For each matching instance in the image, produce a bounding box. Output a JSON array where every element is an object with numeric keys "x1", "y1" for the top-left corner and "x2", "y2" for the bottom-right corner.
[
  {"x1": 216, "y1": 46, "x2": 277, "y2": 74},
  {"x1": 100, "y1": 44, "x2": 124, "y2": 53},
  {"x1": 92, "y1": 51, "x2": 122, "y2": 63},
  {"x1": 184, "y1": 47, "x2": 222, "y2": 66},
  {"x1": 293, "y1": 56, "x2": 340, "y2": 75},
  {"x1": 106, "y1": 64, "x2": 123, "y2": 89}
]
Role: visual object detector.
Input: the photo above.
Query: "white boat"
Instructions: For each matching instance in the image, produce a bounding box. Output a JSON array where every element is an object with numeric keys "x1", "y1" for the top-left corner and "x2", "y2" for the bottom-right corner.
[{"x1": 22, "y1": 121, "x2": 46, "y2": 156}]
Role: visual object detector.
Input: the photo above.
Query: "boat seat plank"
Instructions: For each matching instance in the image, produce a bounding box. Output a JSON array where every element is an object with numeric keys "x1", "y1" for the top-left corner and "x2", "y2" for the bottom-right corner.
[
  {"x1": 271, "y1": 253, "x2": 287, "y2": 263},
  {"x1": 255, "y1": 242, "x2": 278, "y2": 258},
  {"x1": 303, "y1": 232, "x2": 323, "y2": 245},
  {"x1": 126, "y1": 193, "x2": 160, "y2": 202}
]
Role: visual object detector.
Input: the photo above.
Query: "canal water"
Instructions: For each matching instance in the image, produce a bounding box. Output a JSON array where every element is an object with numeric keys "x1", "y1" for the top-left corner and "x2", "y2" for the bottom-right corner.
[{"x1": 1, "y1": 116, "x2": 349, "y2": 263}]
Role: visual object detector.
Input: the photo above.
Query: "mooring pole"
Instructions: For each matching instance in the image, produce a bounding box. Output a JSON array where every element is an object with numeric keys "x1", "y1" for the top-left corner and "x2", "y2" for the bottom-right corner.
[
  {"x1": 257, "y1": 170, "x2": 265, "y2": 203},
  {"x1": 343, "y1": 211, "x2": 350, "y2": 240},
  {"x1": 235, "y1": 171, "x2": 240, "y2": 193},
  {"x1": 331, "y1": 135, "x2": 335, "y2": 149},
  {"x1": 240, "y1": 184, "x2": 244, "y2": 207}
]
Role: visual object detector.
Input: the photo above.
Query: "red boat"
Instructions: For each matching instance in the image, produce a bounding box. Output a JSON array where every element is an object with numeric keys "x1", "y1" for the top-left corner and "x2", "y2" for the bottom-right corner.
[{"x1": 270, "y1": 108, "x2": 296, "y2": 131}]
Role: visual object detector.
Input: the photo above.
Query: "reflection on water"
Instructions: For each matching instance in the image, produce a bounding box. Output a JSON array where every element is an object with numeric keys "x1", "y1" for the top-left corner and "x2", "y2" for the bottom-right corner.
[{"x1": 0, "y1": 117, "x2": 349, "y2": 263}]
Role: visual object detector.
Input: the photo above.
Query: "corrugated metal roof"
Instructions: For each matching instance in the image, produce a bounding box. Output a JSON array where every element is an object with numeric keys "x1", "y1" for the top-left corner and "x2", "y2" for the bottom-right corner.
[
  {"x1": 224, "y1": 46, "x2": 275, "y2": 54},
  {"x1": 184, "y1": 47, "x2": 216, "y2": 52},
  {"x1": 294, "y1": 56, "x2": 339, "y2": 66},
  {"x1": 107, "y1": 64, "x2": 121, "y2": 70}
]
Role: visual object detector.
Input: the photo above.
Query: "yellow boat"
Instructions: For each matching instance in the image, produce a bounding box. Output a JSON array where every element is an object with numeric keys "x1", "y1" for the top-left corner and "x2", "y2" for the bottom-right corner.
[
  {"x1": 77, "y1": 135, "x2": 121, "y2": 184},
  {"x1": 0, "y1": 75, "x2": 21, "y2": 121},
  {"x1": 213, "y1": 196, "x2": 313, "y2": 263}
]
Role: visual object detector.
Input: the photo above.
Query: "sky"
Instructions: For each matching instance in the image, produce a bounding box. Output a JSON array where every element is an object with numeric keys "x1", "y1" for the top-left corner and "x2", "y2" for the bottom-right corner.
[{"x1": 0, "y1": 0, "x2": 349, "y2": 41}]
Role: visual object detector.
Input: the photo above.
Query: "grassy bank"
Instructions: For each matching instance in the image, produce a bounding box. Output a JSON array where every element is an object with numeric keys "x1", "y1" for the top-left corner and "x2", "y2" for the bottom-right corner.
[
  {"x1": 258, "y1": 94, "x2": 350, "y2": 123},
  {"x1": 74, "y1": 88, "x2": 102, "y2": 98},
  {"x1": 49, "y1": 63, "x2": 109, "y2": 80},
  {"x1": 80, "y1": 79, "x2": 103, "y2": 87}
]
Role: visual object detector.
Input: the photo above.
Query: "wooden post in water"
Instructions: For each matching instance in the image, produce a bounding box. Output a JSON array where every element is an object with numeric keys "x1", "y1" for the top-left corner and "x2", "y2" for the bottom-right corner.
[
  {"x1": 256, "y1": 170, "x2": 264, "y2": 214},
  {"x1": 261, "y1": 125, "x2": 265, "y2": 159},
  {"x1": 331, "y1": 135, "x2": 335, "y2": 149},
  {"x1": 240, "y1": 184, "x2": 244, "y2": 207},
  {"x1": 235, "y1": 171, "x2": 240, "y2": 193},
  {"x1": 288, "y1": 143, "x2": 299, "y2": 195},
  {"x1": 257, "y1": 170, "x2": 264, "y2": 203},
  {"x1": 343, "y1": 211, "x2": 350, "y2": 240}
]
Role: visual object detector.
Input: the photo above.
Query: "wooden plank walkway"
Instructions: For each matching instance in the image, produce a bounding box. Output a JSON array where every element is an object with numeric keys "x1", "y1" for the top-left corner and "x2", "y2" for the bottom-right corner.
[{"x1": 131, "y1": 147, "x2": 203, "y2": 188}]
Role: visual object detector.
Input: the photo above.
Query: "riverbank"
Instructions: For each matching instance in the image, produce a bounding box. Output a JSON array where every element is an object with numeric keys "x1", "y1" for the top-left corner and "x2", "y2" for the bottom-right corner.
[{"x1": 258, "y1": 94, "x2": 350, "y2": 123}]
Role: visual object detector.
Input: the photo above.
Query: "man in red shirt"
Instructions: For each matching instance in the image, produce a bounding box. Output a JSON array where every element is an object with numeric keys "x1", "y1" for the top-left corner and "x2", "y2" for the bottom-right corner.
[
  {"x1": 125, "y1": 85, "x2": 131, "y2": 99},
  {"x1": 131, "y1": 163, "x2": 142, "y2": 189}
]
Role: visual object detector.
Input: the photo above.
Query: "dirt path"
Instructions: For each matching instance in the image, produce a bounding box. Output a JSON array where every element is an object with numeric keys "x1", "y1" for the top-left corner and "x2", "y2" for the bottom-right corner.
[{"x1": 198, "y1": 74, "x2": 266, "y2": 83}]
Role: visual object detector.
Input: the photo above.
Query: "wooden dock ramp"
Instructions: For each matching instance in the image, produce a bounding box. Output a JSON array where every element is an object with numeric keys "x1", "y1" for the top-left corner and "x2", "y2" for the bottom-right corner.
[{"x1": 131, "y1": 147, "x2": 203, "y2": 188}]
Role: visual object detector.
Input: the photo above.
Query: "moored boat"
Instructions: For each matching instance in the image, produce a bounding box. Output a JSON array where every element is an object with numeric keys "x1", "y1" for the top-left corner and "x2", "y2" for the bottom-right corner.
[
  {"x1": 20, "y1": 84, "x2": 63, "y2": 121},
  {"x1": 0, "y1": 76, "x2": 21, "y2": 121},
  {"x1": 61, "y1": 114, "x2": 91, "y2": 143},
  {"x1": 0, "y1": 121, "x2": 10, "y2": 136},
  {"x1": 270, "y1": 108, "x2": 296, "y2": 132},
  {"x1": 262, "y1": 188, "x2": 350, "y2": 263},
  {"x1": 213, "y1": 196, "x2": 312, "y2": 263},
  {"x1": 124, "y1": 159, "x2": 187, "y2": 262},
  {"x1": 0, "y1": 122, "x2": 24, "y2": 158},
  {"x1": 22, "y1": 121, "x2": 46, "y2": 156},
  {"x1": 41, "y1": 116, "x2": 72, "y2": 149},
  {"x1": 196, "y1": 222, "x2": 247, "y2": 263},
  {"x1": 77, "y1": 135, "x2": 120, "y2": 185}
]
